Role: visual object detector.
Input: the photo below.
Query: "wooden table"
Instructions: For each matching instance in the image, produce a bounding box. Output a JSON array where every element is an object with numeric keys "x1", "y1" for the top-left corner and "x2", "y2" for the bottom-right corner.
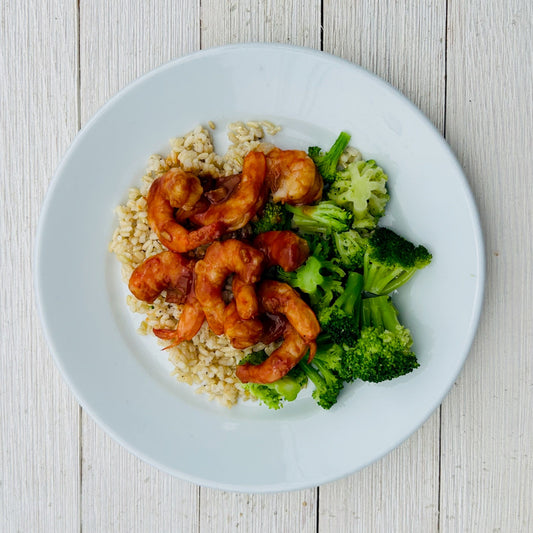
[{"x1": 2, "y1": 1, "x2": 531, "y2": 531}]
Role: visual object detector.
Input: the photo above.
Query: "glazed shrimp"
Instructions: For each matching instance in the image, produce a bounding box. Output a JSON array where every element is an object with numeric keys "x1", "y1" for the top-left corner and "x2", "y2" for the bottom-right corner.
[
  {"x1": 152, "y1": 289, "x2": 205, "y2": 348},
  {"x1": 194, "y1": 240, "x2": 265, "y2": 335},
  {"x1": 232, "y1": 275, "x2": 260, "y2": 319},
  {"x1": 190, "y1": 151, "x2": 268, "y2": 231},
  {"x1": 223, "y1": 300, "x2": 263, "y2": 349},
  {"x1": 266, "y1": 148, "x2": 323, "y2": 205},
  {"x1": 128, "y1": 251, "x2": 194, "y2": 304},
  {"x1": 253, "y1": 230, "x2": 310, "y2": 272},
  {"x1": 257, "y1": 280, "x2": 320, "y2": 343},
  {"x1": 236, "y1": 323, "x2": 313, "y2": 383},
  {"x1": 147, "y1": 169, "x2": 225, "y2": 253}
]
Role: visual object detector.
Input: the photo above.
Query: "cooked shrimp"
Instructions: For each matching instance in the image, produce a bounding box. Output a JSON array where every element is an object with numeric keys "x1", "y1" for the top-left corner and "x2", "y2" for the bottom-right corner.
[
  {"x1": 223, "y1": 300, "x2": 263, "y2": 349},
  {"x1": 257, "y1": 280, "x2": 320, "y2": 342},
  {"x1": 147, "y1": 170, "x2": 225, "y2": 253},
  {"x1": 152, "y1": 289, "x2": 205, "y2": 348},
  {"x1": 128, "y1": 251, "x2": 194, "y2": 304},
  {"x1": 266, "y1": 148, "x2": 323, "y2": 205},
  {"x1": 232, "y1": 275, "x2": 260, "y2": 319},
  {"x1": 160, "y1": 167, "x2": 203, "y2": 211},
  {"x1": 253, "y1": 230, "x2": 310, "y2": 272},
  {"x1": 190, "y1": 151, "x2": 268, "y2": 231},
  {"x1": 236, "y1": 323, "x2": 314, "y2": 383},
  {"x1": 194, "y1": 240, "x2": 265, "y2": 335}
]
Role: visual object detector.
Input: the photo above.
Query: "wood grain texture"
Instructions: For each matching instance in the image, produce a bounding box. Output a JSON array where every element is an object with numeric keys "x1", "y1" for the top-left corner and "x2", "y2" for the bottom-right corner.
[
  {"x1": 198, "y1": 3, "x2": 320, "y2": 530},
  {"x1": 2, "y1": 1, "x2": 532, "y2": 530},
  {"x1": 198, "y1": 491, "x2": 317, "y2": 533},
  {"x1": 78, "y1": 1, "x2": 200, "y2": 531},
  {"x1": 200, "y1": 0, "x2": 321, "y2": 49},
  {"x1": 0, "y1": 0, "x2": 80, "y2": 531},
  {"x1": 319, "y1": 1, "x2": 446, "y2": 531},
  {"x1": 441, "y1": 1, "x2": 533, "y2": 531}
]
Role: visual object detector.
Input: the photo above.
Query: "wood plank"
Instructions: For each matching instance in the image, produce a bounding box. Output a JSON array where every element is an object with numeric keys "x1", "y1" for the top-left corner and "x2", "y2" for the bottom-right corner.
[
  {"x1": 441, "y1": 1, "x2": 533, "y2": 531},
  {"x1": 0, "y1": 0, "x2": 80, "y2": 531},
  {"x1": 79, "y1": 1, "x2": 201, "y2": 531},
  {"x1": 199, "y1": 491, "x2": 317, "y2": 533},
  {"x1": 319, "y1": 1, "x2": 446, "y2": 531},
  {"x1": 198, "y1": 2, "x2": 320, "y2": 531},
  {"x1": 200, "y1": 0, "x2": 321, "y2": 49}
]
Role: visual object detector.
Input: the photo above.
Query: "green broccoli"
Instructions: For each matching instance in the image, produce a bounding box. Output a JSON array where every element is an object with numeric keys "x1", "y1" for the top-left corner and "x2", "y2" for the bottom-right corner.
[
  {"x1": 341, "y1": 295, "x2": 419, "y2": 383},
  {"x1": 318, "y1": 271, "x2": 364, "y2": 347},
  {"x1": 308, "y1": 131, "x2": 352, "y2": 185},
  {"x1": 275, "y1": 243, "x2": 345, "y2": 308},
  {"x1": 299, "y1": 342, "x2": 344, "y2": 409},
  {"x1": 327, "y1": 159, "x2": 389, "y2": 229},
  {"x1": 251, "y1": 201, "x2": 292, "y2": 236},
  {"x1": 363, "y1": 227, "x2": 432, "y2": 295},
  {"x1": 332, "y1": 229, "x2": 369, "y2": 270},
  {"x1": 239, "y1": 351, "x2": 308, "y2": 409},
  {"x1": 286, "y1": 201, "x2": 352, "y2": 235}
]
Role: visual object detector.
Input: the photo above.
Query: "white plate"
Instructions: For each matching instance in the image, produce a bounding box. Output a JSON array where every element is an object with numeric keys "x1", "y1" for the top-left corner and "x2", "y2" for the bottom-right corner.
[{"x1": 35, "y1": 44, "x2": 485, "y2": 492}]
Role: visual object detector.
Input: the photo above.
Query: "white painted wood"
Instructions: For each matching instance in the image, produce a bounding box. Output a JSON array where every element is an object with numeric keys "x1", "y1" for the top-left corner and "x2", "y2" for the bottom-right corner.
[
  {"x1": 0, "y1": 1, "x2": 80, "y2": 531},
  {"x1": 200, "y1": 0, "x2": 321, "y2": 49},
  {"x1": 198, "y1": 3, "x2": 320, "y2": 531},
  {"x1": 78, "y1": 1, "x2": 201, "y2": 531},
  {"x1": 2, "y1": 1, "x2": 532, "y2": 530},
  {"x1": 441, "y1": 1, "x2": 533, "y2": 531},
  {"x1": 198, "y1": 491, "x2": 317, "y2": 533},
  {"x1": 318, "y1": 1, "x2": 446, "y2": 531}
]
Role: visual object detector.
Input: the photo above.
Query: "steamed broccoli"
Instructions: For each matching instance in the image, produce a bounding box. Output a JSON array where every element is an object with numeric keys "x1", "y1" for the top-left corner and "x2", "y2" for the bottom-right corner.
[
  {"x1": 286, "y1": 201, "x2": 352, "y2": 235},
  {"x1": 318, "y1": 271, "x2": 364, "y2": 346},
  {"x1": 341, "y1": 295, "x2": 419, "y2": 383},
  {"x1": 276, "y1": 243, "x2": 345, "y2": 308},
  {"x1": 332, "y1": 229, "x2": 369, "y2": 270},
  {"x1": 308, "y1": 132, "x2": 351, "y2": 185},
  {"x1": 251, "y1": 201, "x2": 292, "y2": 236},
  {"x1": 239, "y1": 351, "x2": 308, "y2": 409},
  {"x1": 299, "y1": 342, "x2": 344, "y2": 409},
  {"x1": 327, "y1": 159, "x2": 389, "y2": 229},
  {"x1": 363, "y1": 227, "x2": 432, "y2": 295}
]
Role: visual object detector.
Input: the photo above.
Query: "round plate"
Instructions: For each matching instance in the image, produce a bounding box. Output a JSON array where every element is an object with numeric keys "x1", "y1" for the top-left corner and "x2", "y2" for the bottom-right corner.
[{"x1": 35, "y1": 44, "x2": 485, "y2": 492}]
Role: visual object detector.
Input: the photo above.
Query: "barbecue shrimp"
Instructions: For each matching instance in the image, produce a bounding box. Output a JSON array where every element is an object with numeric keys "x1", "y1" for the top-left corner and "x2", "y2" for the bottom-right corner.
[
  {"x1": 194, "y1": 240, "x2": 265, "y2": 335},
  {"x1": 147, "y1": 168, "x2": 225, "y2": 253},
  {"x1": 253, "y1": 230, "x2": 310, "y2": 272},
  {"x1": 235, "y1": 280, "x2": 320, "y2": 384},
  {"x1": 128, "y1": 251, "x2": 205, "y2": 346},
  {"x1": 236, "y1": 323, "x2": 313, "y2": 384},
  {"x1": 128, "y1": 250, "x2": 194, "y2": 304},
  {"x1": 266, "y1": 148, "x2": 323, "y2": 205},
  {"x1": 190, "y1": 151, "x2": 268, "y2": 231}
]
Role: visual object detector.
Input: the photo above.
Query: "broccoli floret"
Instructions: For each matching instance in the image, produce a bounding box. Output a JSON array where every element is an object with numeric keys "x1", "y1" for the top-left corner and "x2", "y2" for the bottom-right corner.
[
  {"x1": 251, "y1": 201, "x2": 292, "y2": 236},
  {"x1": 239, "y1": 351, "x2": 308, "y2": 409},
  {"x1": 286, "y1": 201, "x2": 352, "y2": 235},
  {"x1": 302, "y1": 233, "x2": 333, "y2": 259},
  {"x1": 363, "y1": 227, "x2": 432, "y2": 295},
  {"x1": 276, "y1": 243, "x2": 345, "y2": 308},
  {"x1": 299, "y1": 343, "x2": 344, "y2": 409},
  {"x1": 308, "y1": 132, "x2": 352, "y2": 185},
  {"x1": 341, "y1": 295, "x2": 419, "y2": 383},
  {"x1": 318, "y1": 271, "x2": 364, "y2": 346},
  {"x1": 327, "y1": 159, "x2": 389, "y2": 229},
  {"x1": 332, "y1": 229, "x2": 369, "y2": 270}
]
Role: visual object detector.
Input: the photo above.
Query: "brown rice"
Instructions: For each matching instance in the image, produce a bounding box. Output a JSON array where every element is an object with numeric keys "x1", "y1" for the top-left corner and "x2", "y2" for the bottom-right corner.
[{"x1": 109, "y1": 121, "x2": 283, "y2": 407}]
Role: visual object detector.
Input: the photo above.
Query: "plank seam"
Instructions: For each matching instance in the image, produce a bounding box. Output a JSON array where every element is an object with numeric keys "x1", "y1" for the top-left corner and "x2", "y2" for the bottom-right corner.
[
  {"x1": 437, "y1": 0, "x2": 449, "y2": 530},
  {"x1": 76, "y1": 1, "x2": 82, "y2": 531}
]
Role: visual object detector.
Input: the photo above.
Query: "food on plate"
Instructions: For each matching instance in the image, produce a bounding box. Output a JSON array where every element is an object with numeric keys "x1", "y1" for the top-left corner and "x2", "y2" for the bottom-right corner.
[{"x1": 109, "y1": 122, "x2": 431, "y2": 409}]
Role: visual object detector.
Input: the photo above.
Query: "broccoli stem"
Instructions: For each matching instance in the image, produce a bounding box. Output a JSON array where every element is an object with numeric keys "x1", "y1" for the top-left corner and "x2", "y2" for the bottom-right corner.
[
  {"x1": 363, "y1": 256, "x2": 418, "y2": 295},
  {"x1": 362, "y1": 296, "x2": 401, "y2": 332},
  {"x1": 336, "y1": 271, "x2": 364, "y2": 315}
]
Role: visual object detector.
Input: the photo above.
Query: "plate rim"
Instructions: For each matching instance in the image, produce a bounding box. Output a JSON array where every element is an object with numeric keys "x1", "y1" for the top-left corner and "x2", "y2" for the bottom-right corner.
[{"x1": 34, "y1": 42, "x2": 486, "y2": 492}]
